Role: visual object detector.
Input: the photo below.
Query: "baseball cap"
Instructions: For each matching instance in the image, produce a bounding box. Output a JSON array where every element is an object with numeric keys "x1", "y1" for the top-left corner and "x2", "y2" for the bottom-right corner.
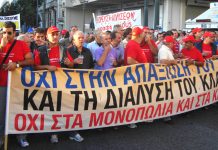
[
  {"x1": 192, "y1": 28, "x2": 202, "y2": 34},
  {"x1": 132, "y1": 27, "x2": 143, "y2": 36},
  {"x1": 143, "y1": 26, "x2": 150, "y2": 31},
  {"x1": 47, "y1": 26, "x2": 59, "y2": 34},
  {"x1": 203, "y1": 31, "x2": 214, "y2": 38},
  {"x1": 61, "y1": 29, "x2": 68, "y2": 35},
  {"x1": 183, "y1": 35, "x2": 196, "y2": 43},
  {"x1": 163, "y1": 36, "x2": 174, "y2": 43}
]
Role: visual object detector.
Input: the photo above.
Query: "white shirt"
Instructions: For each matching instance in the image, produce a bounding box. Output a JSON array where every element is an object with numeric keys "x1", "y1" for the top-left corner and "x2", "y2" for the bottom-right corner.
[{"x1": 158, "y1": 44, "x2": 174, "y2": 63}]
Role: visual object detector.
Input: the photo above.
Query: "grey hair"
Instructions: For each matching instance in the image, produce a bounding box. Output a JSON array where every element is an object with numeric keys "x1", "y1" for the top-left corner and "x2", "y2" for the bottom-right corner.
[
  {"x1": 17, "y1": 34, "x2": 27, "y2": 41},
  {"x1": 73, "y1": 31, "x2": 84, "y2": 39},
  {"x1": 113, "y1": 24, "x2": 122, "y2": 32}
]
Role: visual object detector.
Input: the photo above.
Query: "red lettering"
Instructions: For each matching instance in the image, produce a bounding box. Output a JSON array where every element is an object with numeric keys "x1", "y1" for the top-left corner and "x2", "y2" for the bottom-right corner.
[
  {"x1": 126, "y1": 109, "x2": 135, "y2": 122},
  {"x1": 104, "y1": 111, "x2": 115, "y2": 125},
  {"x1": 63, "y1": 114, "x2": 74, "y2": 129},
  {"x1": 51, "y1": 114, "x2": 62, "y2": 130},
  {"x1": 14, "y1": 114, "x2": 26, "y2": 131},
  {"x1": 27, "y1": 114, "x2": 38, "y2": 131},
  {"x1": 89, "y1": 112, "x2": 104, "y2": 127},
  {"x1": 71, "y1": 114, "x2": 82, "y2": 128},
  {"x1": 176, "y1": 99, "x2": 185, "y2": 112}
]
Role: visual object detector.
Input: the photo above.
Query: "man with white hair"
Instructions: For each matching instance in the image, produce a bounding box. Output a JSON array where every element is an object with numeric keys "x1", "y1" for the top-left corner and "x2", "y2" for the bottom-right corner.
[{"x1": 63, "y1": 30, "x2": 94, "y2": 69}]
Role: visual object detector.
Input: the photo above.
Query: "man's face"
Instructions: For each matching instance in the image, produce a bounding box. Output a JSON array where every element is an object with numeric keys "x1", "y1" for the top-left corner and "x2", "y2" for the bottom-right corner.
[
  {"x1": 113, "y1": 33, "x2": 122, "y2": 46},
  {"x1": 184, "y1": 41, "x2": 193, "y2": 49},
  {"x1": 47, "y1": 32, "x2": 59, "y2": 44},
  {"x1": 34, "y1": 33, "x2": 45, "y2": 45},
  {"x1": 2, "y1": 27, "x2": 15, "y2": 42},
  {"x1": 172, "y1": 31, "x2": 178, "y2": 39},
  {"x1": 195, "y1": 31, "x2": 203, "y2": 37},
  {"x1": 24, "y1": 36, "x2": 31, "y2": 48},
  {"x1": 117, "y1": 27, "x2": 124, "y2": 36},
  {"x1": 74, "y1": 32, "x2": 84, "y2": 48},
  {"x1": 70, "y1": 26, "x2": 78, "y2": 36},
  {"x1": 96, "y1": 34, "x2": 102, "y2": 43},
  {"x1": 102, "y1": 34, "x2": 111, "y2": 46},
  {"x1": 28, "y1": 33, "x2": 34, "y2": 41}
]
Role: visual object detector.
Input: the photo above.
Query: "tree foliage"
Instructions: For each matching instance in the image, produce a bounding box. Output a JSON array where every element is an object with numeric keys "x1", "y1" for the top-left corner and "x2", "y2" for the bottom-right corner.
[{"x1": 0, "y1": 0, "x2": 43, "y2": 27}]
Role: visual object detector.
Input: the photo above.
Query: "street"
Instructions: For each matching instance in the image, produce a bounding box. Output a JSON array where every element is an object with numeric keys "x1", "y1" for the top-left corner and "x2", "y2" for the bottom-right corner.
[{"x1": 4, "y1": 105, "x2": 218, "y2": 150}]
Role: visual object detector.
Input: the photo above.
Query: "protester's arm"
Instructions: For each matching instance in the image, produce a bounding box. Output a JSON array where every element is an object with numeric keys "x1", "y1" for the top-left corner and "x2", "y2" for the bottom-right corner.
[
  {"x1": 96, "y1": 45, "x2": 110, "y2": 66},
  {"x1": 34, "y1": 65, "x2": 57, "y2": 71},
  {"x1": 185, "y1": 59, "x2": 204, "y2": 66},
  {"x1": 146, "y1": 38, "x2": 158, "y2": 55},
  {"x1": 127, "y1": 57, "x2": 139, "y2": 65},
  {"x1": 159, "y1": 59, "x2": 177, "y2": 66}
]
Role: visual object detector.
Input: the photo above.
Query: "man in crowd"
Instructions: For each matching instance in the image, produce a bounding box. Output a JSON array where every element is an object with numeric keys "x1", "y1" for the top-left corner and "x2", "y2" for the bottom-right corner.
[
  {"x1": 110, "y1": 31, "x2": 124, "y2": 66},
  {"x1": 192, "y1": 27, "x2": 203, "y2": 43},
  {"x1": 0, "y1": 21, "x2": 34, "y2": 148},
  {"x1": 122, "y1": 28, "x2": 132, "y2": 49},
  {"x1": 181, "y1": 35, "x2": 204, "y2": 66},
  {"x1": 140, "y1": 26, "x2": 158, "y2": 63},
  {"x1": 124, "y1": 27, "x2": 147, "y2": 65},
  {"x1": 87, "y1": 31, "x2": 102, "y2": 62},
  {"x1": 195, "y1": 31, "x2": 218, "y2": 59},
  {"x1": 63, "y1": 30, "x2": 94, "y2": 69},
  {"x1": 113, "y1": 24, "x2": 124, "y2": 37},
  {"x1": 171, "y1": 29, "x2": 180, "y2": 54},
  {"x1": 158, "y1": 36, "x2": 177, "y2": 65},
  {"x1": 94, "y1": 32, "x2": 117, "y2": 70}
]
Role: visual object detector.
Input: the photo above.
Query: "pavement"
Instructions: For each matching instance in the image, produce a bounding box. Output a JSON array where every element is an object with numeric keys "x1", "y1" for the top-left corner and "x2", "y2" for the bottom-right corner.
[{"x1": 3, "y1": 105, "x2": 218, "y2": 150}]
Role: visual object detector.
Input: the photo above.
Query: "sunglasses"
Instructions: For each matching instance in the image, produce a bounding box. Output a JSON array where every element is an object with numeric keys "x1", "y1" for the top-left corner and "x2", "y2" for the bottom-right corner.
[{"x1": 3, "y1": 31, "x2": 13, "y2": 35}]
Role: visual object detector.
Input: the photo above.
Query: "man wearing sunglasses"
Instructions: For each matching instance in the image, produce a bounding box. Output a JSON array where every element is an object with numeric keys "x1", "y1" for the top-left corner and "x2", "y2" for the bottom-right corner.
[{"x1": 0, "y1": 21, "x2": 34, "y2": 148}]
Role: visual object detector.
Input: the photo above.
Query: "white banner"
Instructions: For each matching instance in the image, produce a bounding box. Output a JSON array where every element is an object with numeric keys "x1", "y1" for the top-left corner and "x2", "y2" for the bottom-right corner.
[
  {"x1": 0, "y1": 14, "x2": 21, "y2": 30},
  {"x1": 94, "y1": 9, "x2": 141, "y2": 31}
]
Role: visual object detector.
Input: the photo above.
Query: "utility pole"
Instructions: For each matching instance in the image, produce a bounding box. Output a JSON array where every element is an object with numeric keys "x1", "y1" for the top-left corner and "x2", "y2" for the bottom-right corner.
[
  {"x1": 43, "y1": 0, "x2": 46, "y2": 28},
  {"x1": 144, "y1": 0, "x2": 148, "y2": 26},
  {"x1": 36, "y1": 0, "x2": 38, "y2": 27},
  {"x1": 154, "y1": 0, "x2": 160, "y2": 29}
]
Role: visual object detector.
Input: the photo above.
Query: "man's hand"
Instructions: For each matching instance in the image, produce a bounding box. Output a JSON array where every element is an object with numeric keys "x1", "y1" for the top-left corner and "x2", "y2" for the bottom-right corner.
[
  {"x1": 5, "y1": 62, "x2": 16, "y2": 71},
  {"x1": 185, "y1": 59, "x2": 194, "y2": 66},
  {"x1": 211, "y1": 55, "x2": 218, "y2": 60},
  {"x1": 0, "y1": 36, "x2": 8, "y2": 51},
  {"x1": 46, "y1": 65, "x2": 57, "y2": 71},
  {"x1": 74, "y1": 58, "x2": 83, "y2": 64}
]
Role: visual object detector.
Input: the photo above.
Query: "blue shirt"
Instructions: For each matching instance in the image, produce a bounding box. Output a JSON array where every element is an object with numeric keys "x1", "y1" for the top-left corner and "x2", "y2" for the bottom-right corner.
[
  {"x1": 94, "y1": 46, "x2": 117, "y2": 70},
  {"x1": 87, "y1": 41, "x2": 101, "y2": 61}
]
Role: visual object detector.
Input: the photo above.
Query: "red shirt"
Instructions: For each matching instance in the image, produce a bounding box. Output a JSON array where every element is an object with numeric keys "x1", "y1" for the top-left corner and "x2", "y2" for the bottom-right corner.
[
  {"x1": 202, "y1": 43, "x2": 212, "y2": 59},
  {"x1": 124, "y1": 40, "x2": 147, "y2": 65},
  {"x1": 0, "y1": 40, "x2": 30, "y2": 87},
  {"x1": 181, "y1": 46, "x2": 204, "y2": 63},
  {"x1": 34, "y1": 46, "x2": 61, "y2": 67},
  {"x1": 140, "y1": 39, "x2": 157, "y2": 63}
]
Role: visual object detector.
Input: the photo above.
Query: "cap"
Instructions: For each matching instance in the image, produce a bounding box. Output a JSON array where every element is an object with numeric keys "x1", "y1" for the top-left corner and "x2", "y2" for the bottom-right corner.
[
  {"x1": 61, "y1": 29, "x2": 68, "y2": 35},
  {"x1": 132, "y1": 27, "x2": 143, "y2": 36},
  {"x1": 192, "y1": 28, "x2": 202, "y2": 34},
  {"x1": 143, "y1": 26, "x2": 150, "y2": 31},
  {"x1": 183, "y1": 35, "x2": 196, "y2": 43},
  {"x1": 47, "y1": 26, "x2": 59, "y2": 34},
  {"x1": 203, "y1": 31, "x2": 214, "y2": 38},
  {"x1": 163, "y1": 36, "x2": 174, "y2": 43}
]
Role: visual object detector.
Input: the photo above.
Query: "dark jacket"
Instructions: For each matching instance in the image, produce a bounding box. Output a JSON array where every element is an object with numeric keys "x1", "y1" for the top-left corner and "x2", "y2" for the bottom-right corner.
[{"x1": 195, "y1": 41, "x2": 217, "y2": 55}]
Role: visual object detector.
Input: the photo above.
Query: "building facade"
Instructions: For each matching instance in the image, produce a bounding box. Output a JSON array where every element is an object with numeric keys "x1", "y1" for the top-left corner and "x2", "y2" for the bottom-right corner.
[{"x1": 39, "y1": 0, "x2": 212, "y2": 31}]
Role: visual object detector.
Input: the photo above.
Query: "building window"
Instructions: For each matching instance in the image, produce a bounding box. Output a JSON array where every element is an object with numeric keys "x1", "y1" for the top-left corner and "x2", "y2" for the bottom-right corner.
[{"x1": 62, "y1": 10, "x2": 65, "y2": 17}]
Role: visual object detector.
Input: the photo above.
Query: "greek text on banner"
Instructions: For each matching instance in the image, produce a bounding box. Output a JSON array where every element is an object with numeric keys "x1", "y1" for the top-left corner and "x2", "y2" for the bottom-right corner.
[{"x1": 7, "y1": 60, "x2": 218, "y2": 134}]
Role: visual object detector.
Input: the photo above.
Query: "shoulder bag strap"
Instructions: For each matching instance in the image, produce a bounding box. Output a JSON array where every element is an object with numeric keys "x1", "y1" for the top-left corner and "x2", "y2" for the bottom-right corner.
[{"x1": 0, "y1": 40, "x2": 17, "y2": 67}]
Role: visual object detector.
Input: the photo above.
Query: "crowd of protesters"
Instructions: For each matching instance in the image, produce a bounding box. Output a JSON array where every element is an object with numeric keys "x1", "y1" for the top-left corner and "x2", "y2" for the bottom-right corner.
[{"x1": 1, "y1": 21, "x2": 218, "y2": 148}]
